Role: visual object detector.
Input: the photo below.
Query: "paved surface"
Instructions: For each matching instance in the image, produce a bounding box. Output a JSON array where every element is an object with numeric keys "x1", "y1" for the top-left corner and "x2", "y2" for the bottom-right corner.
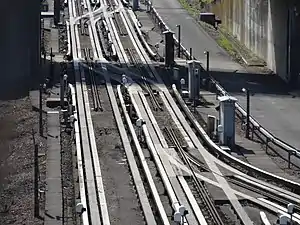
[
  {"x1": 150, "y1": 0, "x2": 243, "y2": 72},
  {"x1": 45, "y1": 111, "x2": 62, "y2": 225},
  {"x1": 151, "y1": 0, "x2": 300, "y2": 151},
  {"x1": 213, "y1": 72, "x2": 300, "y2": 151},
  {"x1": 235, "y1": 91, "x2": 300, "y2": 150},
  {"x1": 198, "y1": 90, "x2": 300, "y2": 181}
]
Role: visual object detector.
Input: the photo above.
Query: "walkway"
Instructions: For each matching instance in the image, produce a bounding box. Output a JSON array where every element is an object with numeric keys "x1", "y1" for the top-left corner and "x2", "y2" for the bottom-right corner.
[{"x1": 151, "y1": 0, "x2": 243, "y2": 72}]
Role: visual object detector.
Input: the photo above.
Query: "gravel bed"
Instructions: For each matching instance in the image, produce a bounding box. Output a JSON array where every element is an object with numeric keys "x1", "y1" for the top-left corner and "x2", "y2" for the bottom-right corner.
[
  {"x1": 89, "y1": 82, "x2": 144, "y2": 225},
  {"x1": 145, "y1": 92, "x2": 187, "y2": 147},
  {"x1": 242, "y1": 201, "x2": 277, "y2": 225},
  {"x1": 116, "y1": 90, "x2": 165, "y2": 224},
  {"x1": 61, "y1": 125, "x2": 76, "y2": 225},
  {"x1": 142, "y1": 152, "x2": 177, "y2": 225},
  {"x1": 0, "y1": 97, "x2": 46, "y2": 225}
]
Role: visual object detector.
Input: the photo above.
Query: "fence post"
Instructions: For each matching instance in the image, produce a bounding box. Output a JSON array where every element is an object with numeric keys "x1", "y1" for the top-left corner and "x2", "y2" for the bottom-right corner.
[
  {"x1": 265, "y1": 137, "x2": 269, "y2": 153},
  {"x1": 34, "y1": 144, "x2": 39, "y2": 217},
  {"x1": 39, "y1": 84, "x2": 43, "y2": 136}
]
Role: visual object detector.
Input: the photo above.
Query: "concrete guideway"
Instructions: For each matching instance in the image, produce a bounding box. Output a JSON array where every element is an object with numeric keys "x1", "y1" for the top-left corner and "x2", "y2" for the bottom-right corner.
[
  {"x1": 69, "y1": 0, "x2": 111, "y2": 224},
  {"x1": 68, "y1": 0, "x2": 292, "y2": 223},
  {"x1": 171, "y1": 156, "x2": 300, "y2": 221},
  {"x1": 116, "y1": 3, "x2": 253, "y2": 223},
  {"x1": 160, "y1": 90, "x2": 254, "y2": 225},
  {"x1": 106, "y1": 83, "x2": 158, "y2": 225}
]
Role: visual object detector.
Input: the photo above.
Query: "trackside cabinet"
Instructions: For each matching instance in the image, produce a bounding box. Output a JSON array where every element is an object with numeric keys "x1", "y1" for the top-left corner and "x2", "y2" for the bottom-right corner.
[
  {"x1": 218, "y1": 96, "x2": 237, "y2": 147},
  {"x1": 163, "y1": 30, "x2": 175, "y2": 67},
  {"x1": 187, "y1": 60, "x2": 201, "y2": 100}
]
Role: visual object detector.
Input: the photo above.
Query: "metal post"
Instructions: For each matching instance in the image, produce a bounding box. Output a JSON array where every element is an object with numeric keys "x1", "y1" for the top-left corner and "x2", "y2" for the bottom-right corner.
[
  {"x1": 61, "y1": 77, "x2": 64, "y2": 111},
  {"x1": 50, "y1": 48, "x2": 54, "y2": 79},
  {"x1": 246, "y1": 90, "x2": 250, "y2": 139},
  {"x1": 43, "y1": 51, "x2": 46, "y2": 64},
  {"x1": 287, "y1": 203, "x2": 294, "y2": 225},
  {"x1": 34, "y1": 144, "x2": 39, "y2": 218},
  {"x1": 39, "y1": 84, "x2": 43, "y2": 136},
  {"x1": 194, "y1": 74, "x2": 197, "y2": 113},
  {"x1": 177, "y1": 25, "x2": 181, "y2": 58},
  {"x1": 288, "y1": 151, "x2": 291, "y2": 169},
  {"x1": 206, "y1": 51, "x2": 210, "y2": 73},
  {"x1": 180, "y1": 78, "x2": 185, "y2": 95},
  {"x1": 265, "y1": 137, "x2": 269, "y2": 153},
  {"x1": 189, "y1": 48, "x2": 192, "y2": 60},
  {"x1": 287, "y1": 7, "x2": 292, "y2": 82}
]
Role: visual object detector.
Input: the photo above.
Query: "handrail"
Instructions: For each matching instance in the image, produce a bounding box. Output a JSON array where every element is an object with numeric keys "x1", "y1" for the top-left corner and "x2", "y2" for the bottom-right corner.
[
  {"x1": 145, "y1": 0, "x2": 300, "y2": 159},
  {"x1": 172, "y1": 84, "x2": 300, "y2": 190}
]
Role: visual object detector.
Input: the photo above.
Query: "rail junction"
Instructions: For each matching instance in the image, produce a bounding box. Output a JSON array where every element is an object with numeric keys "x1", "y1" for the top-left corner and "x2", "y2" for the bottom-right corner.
[{"x1": 58, "y1": 0, "x2": 300, "y2": 224}]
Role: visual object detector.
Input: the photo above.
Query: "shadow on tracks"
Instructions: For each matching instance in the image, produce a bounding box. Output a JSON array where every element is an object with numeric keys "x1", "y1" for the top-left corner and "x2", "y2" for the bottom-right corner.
[{"x1": 0, "y1": 58, "x2": 68, "y2": 101}]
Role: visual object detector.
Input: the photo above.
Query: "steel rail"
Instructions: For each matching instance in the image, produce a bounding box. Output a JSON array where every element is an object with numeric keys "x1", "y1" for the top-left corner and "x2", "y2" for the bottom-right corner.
[
  {"x1": 125, "y1": 48, "x2": 161, "y2": 111},
  {"x1": 116, "y1": 85, "x2": 167, "y2": 225},
  {"x1": 116, "y1": 2, "x2": 252, "y2": 224},
  {"x1": 165, "y1": 127, "x2": 224, "y2": 225}
]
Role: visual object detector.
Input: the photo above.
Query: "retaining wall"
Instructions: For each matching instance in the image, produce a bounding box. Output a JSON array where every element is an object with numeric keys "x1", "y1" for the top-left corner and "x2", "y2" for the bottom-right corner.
[{"x1": 209, "y1": 0, "x2": 300, "y2": 84}]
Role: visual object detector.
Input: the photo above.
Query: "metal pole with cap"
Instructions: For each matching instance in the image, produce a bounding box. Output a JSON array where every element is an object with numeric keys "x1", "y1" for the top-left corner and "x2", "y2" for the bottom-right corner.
[
  {"x1": 288, "y1": 203, "x2": 294, "y2": 224},
  {"x1": 39, "y1": 84, "x2": 43, "y2": 136},
  {"x1": 176, "y1": 24, "x2": 181, "y2": 58},
  {"x1": 204, "y1": 51, "x2": 210, "y2": 73},
  {"x1": 242, "y1": 88, "x2": 250, "y2": 138},
  {"x1": 180, "y1": 78, "x2": 185, "y2": 95}
]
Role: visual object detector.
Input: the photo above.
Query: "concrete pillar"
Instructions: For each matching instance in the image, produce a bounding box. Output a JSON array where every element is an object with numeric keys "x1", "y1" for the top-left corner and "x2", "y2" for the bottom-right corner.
[
  {"x1": 163, "y1": 30, "x2": 175, "y2": 67},
  {"x1": 289, "y1": 1, "x2": 300, "y2": 86},
  {"x1": 133, "y1": 0, "x2": 139, "y2": 11},
  {"x1": 187, "y1": 60, "x2": 201, "y2": 100},
  {"x1": 0, "y1": 0, "x2": 40, "y2": 99},
  {"x1": 218, "y1": 96, "x2": 237, "y2": 147},
  {"x1": 54, "y1": 0, "x2": 61, "y2": 25}
]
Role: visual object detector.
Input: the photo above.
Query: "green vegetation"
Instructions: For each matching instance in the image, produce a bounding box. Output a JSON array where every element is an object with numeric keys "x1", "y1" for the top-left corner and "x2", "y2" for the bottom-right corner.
[
  {"x1": 176, "y1": 0, "x2": 239, "y2": 59},
  {"x1": 177, "y1": 0, "x2": 213, "y2": 15},
  {"x1": 217, "y1": 31, "x2": 235, "y2": 56},
  {"x1": 177, "y1": 0, "x2": 200, "y2": 16}
]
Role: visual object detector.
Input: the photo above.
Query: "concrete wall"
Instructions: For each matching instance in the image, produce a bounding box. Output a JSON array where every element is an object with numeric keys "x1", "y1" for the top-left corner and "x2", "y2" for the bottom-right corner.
[
  {"x1": 209, "y1": 0, "x2": 300, "y2": 85},
  {"x1": 0, "y1": 0, "x2": 40, "y2": 99}
]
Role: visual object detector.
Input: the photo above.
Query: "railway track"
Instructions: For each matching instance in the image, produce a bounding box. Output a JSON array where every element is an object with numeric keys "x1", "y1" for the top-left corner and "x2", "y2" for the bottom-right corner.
[
  {"x1": 183, "y1": 145, "x2": 300, "y2": 213},
  {"x1": 113, "y1": 3, "x2": 256, "y2": 224},
  {"x1": 67, "y1": 0, "x2": 300, "y2": 224},
  {"x1": 100, "y1": 2, "x2": 204, "y2": 224},
  {"x1": 70, "y1": 0, "x2": 166, "y2": 224},
  {"x1": 68, "y1": 0, "x2": 111, "y2": 225},
  {"x1": 116, "y1": 85, "x2": 169, "y2": 225},
  {"x1": 165, "y1": 127, "x2": 224, "y2": 225},
  {"x1": 125, "y1": 47, "x2": 162, "y2": 111},
  {"x1": 94, "y1": 1, "x2": 247, "y2": 224},
  {"x1": 82, "y1": 48, "x2": 103, "y2": 111},
  {"x1": 171, "y1": 86, "x2": 300, "y2": 192}
]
